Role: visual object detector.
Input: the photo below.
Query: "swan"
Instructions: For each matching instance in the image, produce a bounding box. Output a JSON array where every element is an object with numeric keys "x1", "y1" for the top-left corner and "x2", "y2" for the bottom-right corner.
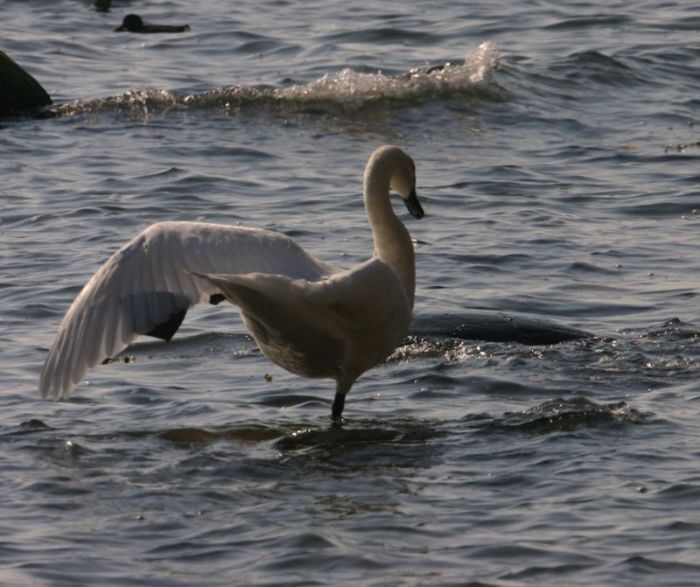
[{"x1": 39, "y1": 145, "x2": 424, "y2": 421}]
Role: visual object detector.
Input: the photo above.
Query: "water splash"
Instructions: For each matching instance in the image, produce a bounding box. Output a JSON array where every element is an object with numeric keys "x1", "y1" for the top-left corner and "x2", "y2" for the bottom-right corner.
[
  {"x1": 278, "y1": 40, "x2": 499, "y2": 108},
  {"x1": 390, "y1": 336, "x2": 488, "y2": 364},
  {"x1": 52, "y1": 42, "x2": 502, "y2": 118}
]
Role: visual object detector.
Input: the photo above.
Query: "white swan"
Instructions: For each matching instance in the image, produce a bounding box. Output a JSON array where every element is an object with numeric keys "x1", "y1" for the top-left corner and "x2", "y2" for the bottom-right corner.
[{"x1": 39, "y1": 145, "x2": 424, "y2": 420}]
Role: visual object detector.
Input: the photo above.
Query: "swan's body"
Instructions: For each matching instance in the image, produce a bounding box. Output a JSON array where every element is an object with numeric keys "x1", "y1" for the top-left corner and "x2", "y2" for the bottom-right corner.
[{"x1": 39, "y1": 145, "x2": 424, "y2": 420}]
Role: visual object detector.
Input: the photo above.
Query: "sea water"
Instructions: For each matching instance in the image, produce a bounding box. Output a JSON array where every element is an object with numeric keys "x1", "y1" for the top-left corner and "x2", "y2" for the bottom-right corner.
[{"x1": 1, "y1": 1, "x2": 699, "y2": 585}]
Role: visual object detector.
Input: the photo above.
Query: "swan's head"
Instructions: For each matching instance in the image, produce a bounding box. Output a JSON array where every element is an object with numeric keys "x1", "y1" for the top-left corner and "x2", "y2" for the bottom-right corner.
[{"x1": 369, "y1": 145, "x2": 424, "y2": 219}]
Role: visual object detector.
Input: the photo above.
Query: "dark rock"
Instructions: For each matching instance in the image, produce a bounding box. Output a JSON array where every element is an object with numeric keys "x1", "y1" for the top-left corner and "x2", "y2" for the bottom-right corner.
[
  {"x1": 412, "y1": 310, "x2": 591, "y2": 345},
  {"x1": 0, "y1": 50, "x2": 52, "y2": 117}
]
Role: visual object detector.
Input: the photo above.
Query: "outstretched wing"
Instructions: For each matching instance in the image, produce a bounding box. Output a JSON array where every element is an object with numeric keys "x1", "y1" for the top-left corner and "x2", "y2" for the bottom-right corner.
[{"x1": 39, "y1": 220, "x2": 334, "y2": 399}]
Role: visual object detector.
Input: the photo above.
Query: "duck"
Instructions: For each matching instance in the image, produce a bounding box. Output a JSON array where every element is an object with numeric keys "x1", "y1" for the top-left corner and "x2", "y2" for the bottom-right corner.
[
  {"x1": 114, "y1": 14, "x2": 190, "y2": 33},
  {"x1": 39, "y1": 146, "x2": 424, "y2": 421}
]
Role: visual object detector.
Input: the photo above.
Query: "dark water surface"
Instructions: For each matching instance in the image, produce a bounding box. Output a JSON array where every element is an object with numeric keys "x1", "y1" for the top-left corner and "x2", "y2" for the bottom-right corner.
[{"x1": 2, "y1": 1, "x2": 700, "y2": 585}]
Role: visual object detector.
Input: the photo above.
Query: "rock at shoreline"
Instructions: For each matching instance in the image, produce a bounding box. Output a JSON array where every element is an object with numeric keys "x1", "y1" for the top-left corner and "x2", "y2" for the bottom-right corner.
[{"x1": 0, "y1": 50, "x2": 52, "y2": 117}]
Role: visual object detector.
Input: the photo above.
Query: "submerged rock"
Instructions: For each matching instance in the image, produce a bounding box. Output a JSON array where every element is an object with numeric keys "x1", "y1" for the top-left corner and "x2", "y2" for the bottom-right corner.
[
  {"x1": 0, "y1": 51, "x2": 52, "y2": 117},
  {"x1": 412, "y1": 310, "x2": 590, "y2": 345}
]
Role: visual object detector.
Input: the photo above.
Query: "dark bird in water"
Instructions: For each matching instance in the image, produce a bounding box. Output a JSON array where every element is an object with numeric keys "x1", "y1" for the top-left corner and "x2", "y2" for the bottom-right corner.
[{"x1": 114, "y1": 14, "x2": 190, "y2": 33}]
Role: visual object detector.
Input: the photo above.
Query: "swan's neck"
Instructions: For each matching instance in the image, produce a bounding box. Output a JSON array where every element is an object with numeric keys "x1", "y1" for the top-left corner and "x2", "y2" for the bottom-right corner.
[{"x1": 364, "y1": 166, "x2": 416, "y2": 308}]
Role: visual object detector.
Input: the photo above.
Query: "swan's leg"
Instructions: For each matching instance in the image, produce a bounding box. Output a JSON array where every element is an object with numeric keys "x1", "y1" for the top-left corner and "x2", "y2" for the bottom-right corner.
[
  {"x1": 331, "y1": 380, "x2": 352, "y2": 422},
  {"x1": 331, "y1": 391, "x2": 345, "y2": 422}
]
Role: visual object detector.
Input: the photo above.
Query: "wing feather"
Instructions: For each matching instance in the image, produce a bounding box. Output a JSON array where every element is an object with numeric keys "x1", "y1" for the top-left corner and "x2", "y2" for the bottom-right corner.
[{"x1": 39, "y1": 221, "x2": 334, "y2": 399}]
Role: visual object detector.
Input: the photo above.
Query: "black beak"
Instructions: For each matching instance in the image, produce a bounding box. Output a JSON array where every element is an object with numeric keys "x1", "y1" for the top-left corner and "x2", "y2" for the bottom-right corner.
[{"x1": 404, "y1": 187, "x2": 424, "y2": 219}]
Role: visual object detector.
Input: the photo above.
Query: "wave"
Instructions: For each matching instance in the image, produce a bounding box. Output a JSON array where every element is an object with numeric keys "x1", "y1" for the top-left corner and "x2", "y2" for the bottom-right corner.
[
  {"x1": 51, "y1": 42, "x2": 503, "y2": 118},
  {"x1": 484, "y1": 397, "x2": 646, "y2": 434}
]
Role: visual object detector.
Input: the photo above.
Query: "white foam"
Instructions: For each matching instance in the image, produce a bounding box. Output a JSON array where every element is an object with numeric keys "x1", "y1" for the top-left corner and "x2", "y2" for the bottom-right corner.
[
  {"x1": 276, "y1": 41, "x2": 499, "y2": 109},
  {"x1": 54, "y1": 42, "x2": 500, "y2": 117}
]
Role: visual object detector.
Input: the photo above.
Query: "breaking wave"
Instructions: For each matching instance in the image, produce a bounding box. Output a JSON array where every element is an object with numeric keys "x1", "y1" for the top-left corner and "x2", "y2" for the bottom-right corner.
[{"x1": 52, "y1": 42, "x2": 502, "y2": 117}]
